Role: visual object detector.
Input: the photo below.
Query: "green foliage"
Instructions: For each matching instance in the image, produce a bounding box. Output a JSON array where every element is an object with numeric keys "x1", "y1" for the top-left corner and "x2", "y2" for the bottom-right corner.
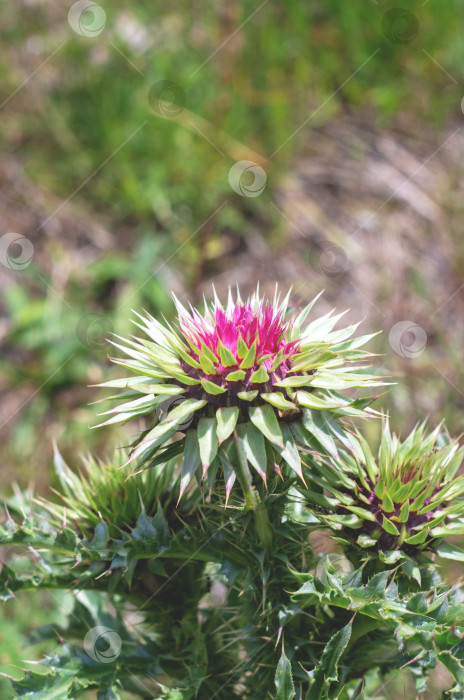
[
  {"x1": 4, "y1": 1, "x2": 463, "y2": 224},
  {"x1": 3, "y1": 289, "x2": 464, "y2": 697},
  {"x1": 2, "y1": 236, "x2": 171, "y2": 476},
  {"x1": 2, "y1": 442, "x2": 464, "y2": 698},
  {"x1": 291, "y1": 564, "x2": 464, "y2": 698}
]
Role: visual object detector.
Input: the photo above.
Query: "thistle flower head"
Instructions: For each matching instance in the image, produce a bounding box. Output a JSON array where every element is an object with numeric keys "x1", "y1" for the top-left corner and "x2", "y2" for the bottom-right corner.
[
  {"x1": 304, "y1": 421, "x2": 464, "y2": 553},
  {"x1": 174, "y1": 290, "x2": 300, "y2": 405},
  {"x1": 98, "y1": 286, "x2": 382, "y2": 501}
]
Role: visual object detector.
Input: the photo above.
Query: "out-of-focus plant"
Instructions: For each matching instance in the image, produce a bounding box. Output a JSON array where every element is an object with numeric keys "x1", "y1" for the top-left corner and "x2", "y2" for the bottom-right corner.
[
  {"x1": 1, "y1": 287, "x2": 464, "y2": 699},
  {"x1": 1, "y1": 235, "x2": 172, "y2": 473}
]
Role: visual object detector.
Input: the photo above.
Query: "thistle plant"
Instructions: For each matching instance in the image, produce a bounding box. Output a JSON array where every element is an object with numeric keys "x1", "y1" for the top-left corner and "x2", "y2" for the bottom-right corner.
[{"x1": 2, "y1": 286, "x2": 464, "y2": 700}]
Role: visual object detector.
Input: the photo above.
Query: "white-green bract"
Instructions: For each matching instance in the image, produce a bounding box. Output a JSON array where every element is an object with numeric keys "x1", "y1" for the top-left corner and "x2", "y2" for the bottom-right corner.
[{"x1": 97, "y1": 287, "x2": 383, "y2": 501}]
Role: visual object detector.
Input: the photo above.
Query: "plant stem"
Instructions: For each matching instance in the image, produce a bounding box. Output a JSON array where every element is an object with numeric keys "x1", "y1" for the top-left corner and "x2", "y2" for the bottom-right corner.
[
  {"x1": 253, "y1": 501, "x2": 273, "y2": 552},
  {"x1": 233, "y1": 434, "x2": 273, "y2": 550}
]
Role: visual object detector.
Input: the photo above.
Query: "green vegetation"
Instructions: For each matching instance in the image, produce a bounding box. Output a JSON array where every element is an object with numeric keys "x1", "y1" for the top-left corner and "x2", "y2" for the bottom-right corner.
[{"x1": 2, "y1": 291, "x2": 464, "y2": 697}]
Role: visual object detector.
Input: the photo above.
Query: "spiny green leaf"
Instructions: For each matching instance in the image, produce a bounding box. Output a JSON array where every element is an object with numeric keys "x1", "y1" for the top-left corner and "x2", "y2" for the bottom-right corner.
[
  {"x1": 199, "y1": 352, "x2": 216, "y2": 374},
  {"x1": 382, "y1": 515, "x2": 400, "y2": 536},
  {"x1": 435, "y1": 542, "x2": 464, "y2": 562},
  {"x1": 217, "y1": 340, "x2": 237, "y2": 367},
  {"x1": 306, "y1": 624, "x2": 352, "y2": 699},
  {"x1": 296, "y1": 390, "x2": 346, "y2": 409},
  {"x1": 237, "y1": 390, "x2": 259, "y2": 401},
  {"x1": 237, "y1": 332, "x2": 248, "y2": 358},
  {"x1": 165, "y1": 398, "x2": 206, "y2": 424},
  {"x1": 302, "y1": 409, "x2": 338, "y2": 458},
  {"x1": 274, "y1": 648, "x2": 295, "y2": 700},
  {"x1": 274, "y1": 375, "x2": 313, "y2": 388},
  {"x1": 344, "y1": 505, "x2": 377, "y2": 523},
  {"x1": 275, "y1": 424, "x2": 303, "y2": 480},
  {"x1": 261, "y1": 392, "x2": 297, "y2": 411},
  {"x1": 381, "y1": 491, "x2": 394, "y2": 513},
  {"x1": 220, "y1": 451, "x2": 237, "y2": 502},
  {"x1": 200, "y1": 341, "x2": 218, "y2": 365}
]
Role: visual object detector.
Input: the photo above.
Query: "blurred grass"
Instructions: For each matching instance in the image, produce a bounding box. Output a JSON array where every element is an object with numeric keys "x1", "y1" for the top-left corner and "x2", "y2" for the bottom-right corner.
[{"x1": 1, "y1": 1, "x2": 464, "y2": 696}]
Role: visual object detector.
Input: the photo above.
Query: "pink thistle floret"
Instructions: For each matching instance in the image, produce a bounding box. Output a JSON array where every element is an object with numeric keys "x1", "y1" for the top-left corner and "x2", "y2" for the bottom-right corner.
[
  {"x1": 176, "y1": 297, "x2": 300, "y2": 406},
  {"x1": 183, "y1": 303, "x2": 298, "y2": 375}
]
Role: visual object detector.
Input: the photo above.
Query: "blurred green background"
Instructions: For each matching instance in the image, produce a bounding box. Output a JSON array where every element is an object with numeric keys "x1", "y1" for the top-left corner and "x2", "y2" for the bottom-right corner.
[{"x1": 1, "y1": 0, "x2": 464, "y2": 696}]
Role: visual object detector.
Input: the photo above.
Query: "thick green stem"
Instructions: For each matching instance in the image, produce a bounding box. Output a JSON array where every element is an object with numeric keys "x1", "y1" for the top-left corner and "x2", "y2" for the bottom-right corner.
[{"x1": 253, "y1": 501, "x2": 273, "y2": 553}]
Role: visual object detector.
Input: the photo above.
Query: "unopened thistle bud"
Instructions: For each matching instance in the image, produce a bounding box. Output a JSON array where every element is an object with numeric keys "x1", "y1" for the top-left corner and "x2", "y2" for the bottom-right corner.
[{"x1": 303, "y1": 421, "x2": 464, "y2": 554}]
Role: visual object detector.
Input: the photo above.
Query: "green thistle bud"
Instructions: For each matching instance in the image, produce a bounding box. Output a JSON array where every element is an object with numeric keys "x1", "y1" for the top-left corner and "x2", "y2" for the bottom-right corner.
[{"x1": 303, "y1": 420, "x2": 464, "y2": 554}]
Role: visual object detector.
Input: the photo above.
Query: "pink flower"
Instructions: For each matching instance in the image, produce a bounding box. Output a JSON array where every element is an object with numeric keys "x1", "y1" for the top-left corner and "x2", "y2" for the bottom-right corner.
[{"x1": 178, "y1": 297, "x2": 300, "y2": 397}]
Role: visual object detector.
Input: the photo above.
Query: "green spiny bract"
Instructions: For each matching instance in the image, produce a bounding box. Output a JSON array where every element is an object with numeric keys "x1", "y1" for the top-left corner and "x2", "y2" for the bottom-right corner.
[
  {"x1": 302, "y1": 421, "x2": 464, "y2": 555},
  {"x1": 97, "y1": 287, "x2": 382, "y2": 501}
]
